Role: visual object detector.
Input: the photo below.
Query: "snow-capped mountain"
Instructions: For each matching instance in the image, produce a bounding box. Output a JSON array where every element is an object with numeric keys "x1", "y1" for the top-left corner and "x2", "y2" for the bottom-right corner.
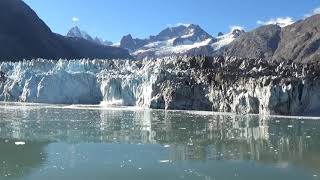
[
  {"x1": 67, "y1": 26, "x2": 113, "y2": 46},
  {"x1": 120, "y1": 24, "x2": 245, "y2": 59},
  {"x1": 66, "y1": 24, "x2": 244, "y2": 59}
]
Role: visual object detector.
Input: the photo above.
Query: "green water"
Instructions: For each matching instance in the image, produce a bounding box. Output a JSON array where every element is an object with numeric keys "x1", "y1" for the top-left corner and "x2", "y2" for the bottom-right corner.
[{"x1": 0, "y1": 102, "x2": 319, "y2": 180}]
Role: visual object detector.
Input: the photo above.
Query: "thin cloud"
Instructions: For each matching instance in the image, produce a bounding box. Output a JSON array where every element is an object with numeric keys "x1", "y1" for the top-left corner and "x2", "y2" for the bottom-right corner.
[
  {"x1": 72, "y1": 17, "x2": 80, "y2": 22},
  {"x1": 167, "y1": 22, "x2": 191, "y2": 27},
  {"x1": 257, "y1": 17, "x2": 294, "y2": 27},
  {"x1": 315, "y1": 7, "x2": 320, "y2": 14},
  {"x1": 304, "y1": 7, "x2": 320, "y2": 18}
]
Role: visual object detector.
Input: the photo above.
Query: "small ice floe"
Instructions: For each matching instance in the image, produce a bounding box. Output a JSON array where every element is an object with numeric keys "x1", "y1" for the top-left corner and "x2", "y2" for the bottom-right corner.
[
  {"x1": 306, "y1": 136, "x2": 312, "y2": 139},
  {"x1": 159, "y1": 160, "x2": 171, "y2": 163},
  {"x1": 313, "y1": 174, "x2": 318, "y2": 177},
  {"x1": 164, "y1": 145, "x2": 170, "y2": 148},
  {"x1": 14, "y1": 142, "x2": 25, "y2": 146},
  {"x1": 138, "y1": 168, "x2": 142, "y2": 170},
  {"x1": 288, "y1": 125, "x2": 293, "y2": 128}
]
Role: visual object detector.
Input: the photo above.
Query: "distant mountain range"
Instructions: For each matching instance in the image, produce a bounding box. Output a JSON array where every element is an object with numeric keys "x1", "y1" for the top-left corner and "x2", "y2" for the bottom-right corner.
[
  {"x1": 69, "y1": 14, "x2": 320, "y2": 63},
  {"x1": 0, "y1": 0, "x2": 319, "y2": 63},
  {"x1": 119, "y1": 24, "x2": 245, "y2": 59},
  {"x1": 69, "y1": 24, "x2": 245, "y2": 59}
]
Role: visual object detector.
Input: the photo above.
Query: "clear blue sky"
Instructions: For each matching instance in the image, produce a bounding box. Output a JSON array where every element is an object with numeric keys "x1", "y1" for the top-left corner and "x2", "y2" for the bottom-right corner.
[{"x1": 24, "y1": 0, "x2": 319, "y2": 43}]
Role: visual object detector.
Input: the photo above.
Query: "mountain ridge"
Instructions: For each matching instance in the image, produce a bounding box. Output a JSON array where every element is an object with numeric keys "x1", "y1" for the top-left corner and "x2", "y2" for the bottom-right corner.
[
  {"x1": 117, "y1": 24, "x2": 245, "y2": 59},
  {"x1": 0, "y1": 0, "x2": 130, "y2": 61},
  {"x1": 224, "y1": 14, "x2": 320, "y2": 63}
]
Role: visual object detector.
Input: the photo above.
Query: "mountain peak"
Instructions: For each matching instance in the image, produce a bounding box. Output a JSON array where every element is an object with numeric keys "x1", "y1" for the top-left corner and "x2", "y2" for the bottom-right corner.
[
  {"x1": 67, "y1": 26, "x2": 113, "y2": 46},
  {"x1": 67, "y1": 26, "x2": 93, "y2": 41},
  {"x1": 154, "y1": 24, "x2": 212, "y2": 42},
  {"x1": 120, "y1": 34, "x2": 147, "y2": 52},
  {"x1": 231, "y1": 29, "x2": 245, "y2": 37},
  {"x1": 70, "y1": 26, "x2": 80, "y2": 31}
]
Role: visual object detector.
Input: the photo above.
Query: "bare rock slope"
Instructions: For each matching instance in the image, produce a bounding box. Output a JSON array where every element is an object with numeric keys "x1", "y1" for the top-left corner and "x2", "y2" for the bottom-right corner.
[{"x1": 0, "y1": 0, "x2": 131, "y2": 61}]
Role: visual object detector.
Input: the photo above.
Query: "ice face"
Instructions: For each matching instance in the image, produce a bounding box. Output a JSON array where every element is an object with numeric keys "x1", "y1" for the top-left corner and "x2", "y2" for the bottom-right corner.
[
  {"x1": 0, "y1": 59, "x2": 105, "y2": 104},
  {"x1": 0, "y1": 57, "x2": 180, "y2": 108},
  {"x1": 0, "y1": 59, "x2": 153, "y2": 106},
  {"x1": 1, "y1": 57, "x2": 320, "y2": 116}
]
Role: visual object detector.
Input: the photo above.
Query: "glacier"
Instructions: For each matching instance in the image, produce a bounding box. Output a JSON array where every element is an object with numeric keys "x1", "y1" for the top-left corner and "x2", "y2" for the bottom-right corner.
[{"x1": 1, "y1": 57, "x2": 320, "y2": 116}]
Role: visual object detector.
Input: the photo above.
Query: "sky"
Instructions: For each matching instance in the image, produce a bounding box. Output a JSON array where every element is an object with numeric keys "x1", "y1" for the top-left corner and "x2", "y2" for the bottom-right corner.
[{"x1": 23, "y1": 0, "x2": 320, "y2": 43}]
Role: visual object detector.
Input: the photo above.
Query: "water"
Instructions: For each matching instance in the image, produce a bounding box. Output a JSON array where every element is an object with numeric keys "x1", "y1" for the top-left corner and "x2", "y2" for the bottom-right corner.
[{"x1": 0, "y1": 102, "x2": 320, "y2": 180}]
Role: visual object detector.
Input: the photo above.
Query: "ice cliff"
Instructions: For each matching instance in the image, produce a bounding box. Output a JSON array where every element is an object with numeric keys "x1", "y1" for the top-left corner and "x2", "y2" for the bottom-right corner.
[{"x1": 1, "y1": 57, "x2": 320, "y2": 116}]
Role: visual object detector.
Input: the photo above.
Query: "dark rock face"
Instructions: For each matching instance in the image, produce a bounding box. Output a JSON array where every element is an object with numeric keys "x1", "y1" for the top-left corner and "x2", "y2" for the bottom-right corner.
[
  {"x1": 0, "y1": 0, "x2": 130, "y2": 61},
  {"x1": 0, "y1": 0, "x2": 70, "y2": 61},
  {"x1": 272, "y1": 15, "x2": 320, "y2": 63},
  {"x1": 231, "y1": 29, "x2": 245, "y2": 37},
  {"x1": 224, "y1": 25, "x2": 281, "y2": 60},
  {"x1": 185, "y1": 45, "x2": 215, "y2": 56},
  {"x1": 120, "y1": 34, "x2": 147, "y2": 52},
  {"x1": 56, "y1": 35, "x2": 132, "y2": 59},
  {"x1": 224, "y1": 15, "x2": 320, "y2": 63},
  {"x1": 218, "y1": 32, "x2": 224, "y2": 36},
  {"x1": 0, "y1": 71, "x2": 6, "y2": 82}
]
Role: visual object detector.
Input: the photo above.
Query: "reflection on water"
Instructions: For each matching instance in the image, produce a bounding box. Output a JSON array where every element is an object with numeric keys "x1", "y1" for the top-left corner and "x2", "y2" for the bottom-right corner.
[
  {"x1": 0, "y1": 139, "x2": 48, "y2": 178},
  {"x1": 0, "y1": 102, "x2": 320, "y2": 180}
]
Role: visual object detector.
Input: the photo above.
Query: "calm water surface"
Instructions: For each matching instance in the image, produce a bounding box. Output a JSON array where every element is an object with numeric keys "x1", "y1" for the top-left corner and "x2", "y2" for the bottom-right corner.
[{"x1": 0, "y1": 102, "x2": 320, "y2": 180}]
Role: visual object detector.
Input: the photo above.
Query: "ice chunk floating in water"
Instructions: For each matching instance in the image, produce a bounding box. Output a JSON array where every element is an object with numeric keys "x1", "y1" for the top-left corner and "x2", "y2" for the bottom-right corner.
[{"x1": 14, "y1": 141, "x2": 26, "y2": 145}]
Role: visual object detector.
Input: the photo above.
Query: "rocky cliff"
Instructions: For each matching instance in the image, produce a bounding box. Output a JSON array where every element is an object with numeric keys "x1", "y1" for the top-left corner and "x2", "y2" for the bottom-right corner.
[
  {"x1": 0, "y1": 0, "x2": 131, "y2": 61},
  {"x1": 225, "y1": 15, "x2": 320, "y2": 63},
  {"x1": 1, "y1": 56, "x2": 320, "y2": 116}
]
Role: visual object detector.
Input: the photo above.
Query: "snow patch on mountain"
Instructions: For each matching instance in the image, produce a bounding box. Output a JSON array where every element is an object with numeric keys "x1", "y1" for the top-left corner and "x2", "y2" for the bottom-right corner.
[
  {"x1": 133, "y1": 38, "x2": 213, "y2": 57},
  {"x1": 123, "y1": 24, "x2": 245, "y2": 58},
  {"x1": 212, "y1": 30, "x2": 241, "y2": 51}
]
